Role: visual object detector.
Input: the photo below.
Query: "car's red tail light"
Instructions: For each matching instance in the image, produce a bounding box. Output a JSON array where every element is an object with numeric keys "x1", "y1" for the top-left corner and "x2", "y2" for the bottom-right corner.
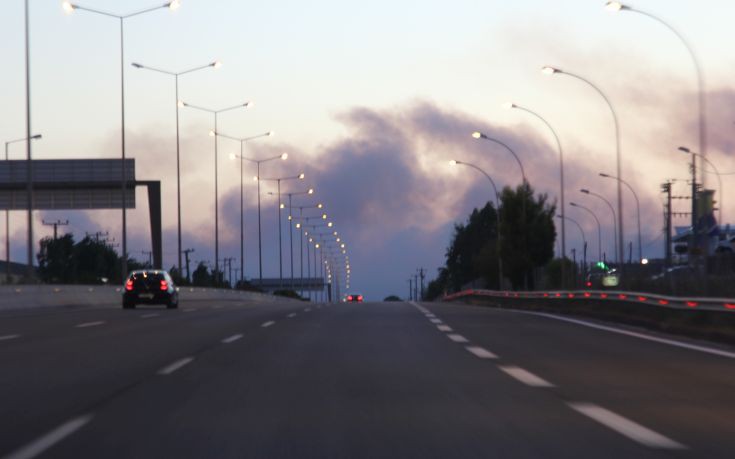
[
  {"x1": 347, "y1": 295, "x2": 353, "y2": 301},
  {"x1": 357, "y1": 295, "x2": 363, "y2": 302},
  {"x1": 160, "y1": 280, "x2": 168, "y2": 291},
  {"x1": 125, "y1": 280, "x2": 134, "y2": 291}
]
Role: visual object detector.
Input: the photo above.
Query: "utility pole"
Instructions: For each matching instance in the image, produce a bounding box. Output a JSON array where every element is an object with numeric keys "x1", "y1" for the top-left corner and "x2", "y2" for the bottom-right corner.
[
  {"x1": 86, "y1": 231, "x2": 109, "y2": 243},
  {"x1": 414, "y1": 272, "x2": 419, "y2": 301},
  {"x1": 225, "y1": 257, "x2": 235, "y2": 287},
  {"x1": 408, "y1": 278, "x2": 413, "y2": 301},
  {"x1": 418, "y1": 268, "x2": 425, "y2": 300},
  {"x1": 42, "y1": 219, "x2": 69, "y2": 240},
  {"x1": 182, "y1": 248, "x2": 194, "y2": 283},
  {"x1": 662, "y1": 182, "x2": 673, "y2": 268},
  {"x1": 690, "y1": 153, "x2": 699, "y2": 269}
]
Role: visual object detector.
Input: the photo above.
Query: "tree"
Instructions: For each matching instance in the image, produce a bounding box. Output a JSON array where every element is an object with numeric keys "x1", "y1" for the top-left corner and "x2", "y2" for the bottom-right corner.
[
  {"x1": 37, "y1": 234, "x2": 75, "y2": 283},
  {"x1": 192, "y1": 262, "x2": 212, "y2": 286},
  {"x1": 499, "y1": 183, "x2": 556, "y2": 289},
  {"x1": 445, "y1": 202, "x2": 499, "y2": 291}
]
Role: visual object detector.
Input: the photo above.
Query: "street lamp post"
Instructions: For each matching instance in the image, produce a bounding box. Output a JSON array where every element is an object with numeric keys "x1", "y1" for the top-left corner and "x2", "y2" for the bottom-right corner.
[
  {"x1": 557, "y1": 214, "x2": 587, "y2": 287},
  {"x1": 131, "y1": 60, "x2": 220, "y2": 276},
  {"x1": 504, "y1": 103, "x2": 566, "y2": 287},
  {"x1": 181, "y1": 101, "x2": 251, "y2": 283},
  {"x1": 541, "y1": 66, "x2": 624, "y2": 282},
  {"x1": 606, "y1": 2, "x2": 706, "y2": 182},
  {"x1": 260, "y1": 173, "x2": 305, "y2": 288},
  {"x1": 449, "y1": 160, "x2": 503, "y2": 289},
  {"x1": 679, "y1": 147, "x2": 723, "y2": 225},
  {"x1": 63, "y1": 0, "x2": 180, "y2": 280},
  {"x1": 283, "y1": 189, "x2": 314, "y2": 289},
  {"x1": 581, "y1": 188, "x2": 618, "y2": 264},
  {"x1": 293, "y1": 203, "x2": 324, "y2": 297},
  {"x1": 216, "y1": 131, "x2": 274, "y2": 283},
  {"x1": 472, "y1": 132, "x2": 527, "y2": 183},
  {"x1": 4, "y1": 134, "x2": 42, "y2": 283},
  {"x1": 600, "y1": 173, "x2": 642, "y2": 262},
  {"x1": 570, "y1": 202, "x2": 603, "y2": 262}
]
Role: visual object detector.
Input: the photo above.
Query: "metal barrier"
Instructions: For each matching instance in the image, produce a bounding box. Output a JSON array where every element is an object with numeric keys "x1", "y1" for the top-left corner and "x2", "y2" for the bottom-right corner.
[{"x1": 444, "y1": 289, "x2": 735, "y2": 313}]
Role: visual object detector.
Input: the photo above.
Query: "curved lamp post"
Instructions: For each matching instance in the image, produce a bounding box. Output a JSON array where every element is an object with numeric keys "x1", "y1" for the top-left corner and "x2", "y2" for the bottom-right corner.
[
  {"x1": 606, "y1": 2, "x2": 706, "y2": 179},
  {"x1": 181, "y1": 101, "x2": 251, "y2": 281},
  {"x1": 581, "y1": 188, "x2": 618, "y2": 263},
  {"x1": 541, "y1": 66, "x2": 624, "y2": 280},
  {"x1": 449, "y1": 159, "x2": 503, "y2": 289},
  {"x1": 131, "y1": 60, "x2": 220, "y2": 275},
  {"x1": 570, "y1": 202, "x2": 603, "y2": 262},
  {"x1": 63, "y1": 0, "x2": 180, "y2": 278},
  {"x1": 600, "y1": 172, "x2": 642, "y2": 262},
  {"x1": 557, "y1": 213, "x2": 587, "y2": 286},
  {"x1": 504, "y1": 102, "x2": 566, "y2": 286},
  {"x1": 471, "y1": 132, "x2": 527, "y2": 183},
  {"x1": 217, "y1": 131, "x2": 273, "y2": 283}
]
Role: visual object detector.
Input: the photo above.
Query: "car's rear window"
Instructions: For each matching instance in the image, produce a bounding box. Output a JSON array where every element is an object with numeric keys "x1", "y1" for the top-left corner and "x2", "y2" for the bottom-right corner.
[{"x1": 129, "y1": 272, "x2": 166, "y2": 289}]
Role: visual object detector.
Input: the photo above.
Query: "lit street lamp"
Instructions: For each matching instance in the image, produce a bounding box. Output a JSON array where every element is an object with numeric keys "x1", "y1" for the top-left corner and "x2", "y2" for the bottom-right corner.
[
  {"x1": 581, "y1": 188, "x2": 618, "y2": 263},
  {"x1": 181, "y1": 101, "x2": 251, "y2": 282},
  {"x1": 600, "y1": 172, "x2": 642, "y2": 262},
  {"x1": 215, "y1": 131, "x2": 273, "y2": 283},
  {"x1": 291, "y1": 203, "x2": 324, "y2": 297},
  {"x1": 449, "y1": 159, "x2": 503, "y2": 289},
  {"x1": 4, "y1": 134, "x2": 42, "y2": 283},
  {"x1": 504, "y1": 102, "x2": 567, "y2": 286},
  {"x1": 541, "y1": 66, "x2": 624, "y2": 282},
  {"x1": 283, "y1": 188, "x2": 314, "y2": 289},
  {"x1": 131, "y1": 60, "x2": 220, "y2": 276},
  {"x1": 259, "y1": 173, "x2": 306, "y2": 288},
  {"x1": 63, "y1": 0, "x2": 180, "y2": 279},
  {"x1": 471, "y1": 132, "x2": 527, "y2": 183}
]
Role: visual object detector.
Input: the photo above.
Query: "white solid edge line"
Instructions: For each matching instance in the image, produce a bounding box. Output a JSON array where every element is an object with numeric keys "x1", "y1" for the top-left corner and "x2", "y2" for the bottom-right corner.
[
  {"x1": 437, "y1": 325, "x2": 453, "y2": 332},
  {"x1": 221, "y1": 334, "x2": 243, "y2": 344},
  {"x1": 447, "y1": 334, "x2": 469, "y2": 343},
  {"x1": 157, "y1": 357, "x2": 194, "y2": 375},
  {"x1": 4, "y1": 414, "x2": 93, "y2": 459},
  {"x1": 569, "y1": 402, "x2": 686, "y2": 450},
  {"x1": 75, "y1": 321, "x2": 105, "y2": 328},
  {"x1": 498, "y1": 365, "x2": 554, "y2": 387},
  {"x1": 0, "y1": 334, "x2": 21, "y2": 341},
  {"x1": 261, "y1": 321, "x2": 275, "y2": 328},
  {"x1": 519, "y1": 311, "x2": 735, "y2": 360},
  {"x1": 465, "y1": 346, "x2": 498, "y2": 359}
]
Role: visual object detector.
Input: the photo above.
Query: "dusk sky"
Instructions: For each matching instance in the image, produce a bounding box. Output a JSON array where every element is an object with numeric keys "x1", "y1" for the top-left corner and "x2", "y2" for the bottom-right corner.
[{"x1": 1, "y1": 0, "x2": 734, "y2": 299}]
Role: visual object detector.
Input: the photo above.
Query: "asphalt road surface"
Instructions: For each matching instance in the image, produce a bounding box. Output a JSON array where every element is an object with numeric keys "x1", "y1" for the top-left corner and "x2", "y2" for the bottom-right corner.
[{"x1": 2, "y1": 299, "x2": 735, "y2": 458}]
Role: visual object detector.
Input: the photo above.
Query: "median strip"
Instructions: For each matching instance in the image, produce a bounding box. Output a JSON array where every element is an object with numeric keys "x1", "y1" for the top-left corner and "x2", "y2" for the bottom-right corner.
[
  {"x1": 568, "y1": 403, "x2": 685, "y2": 450},
  {"x1": 4, "y1": 414, "x2": 93, "y2": 459}
]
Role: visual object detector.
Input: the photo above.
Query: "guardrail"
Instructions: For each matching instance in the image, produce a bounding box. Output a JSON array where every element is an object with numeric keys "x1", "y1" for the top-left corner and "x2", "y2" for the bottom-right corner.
[{"x1": 444, "y1": 289, "x2": 735, "y2": 313}]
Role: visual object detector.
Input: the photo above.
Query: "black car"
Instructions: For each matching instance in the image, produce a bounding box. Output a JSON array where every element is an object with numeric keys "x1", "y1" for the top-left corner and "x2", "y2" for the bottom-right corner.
[{"x1": 123, "y1": 270, "x2": 179, "y2": 309}]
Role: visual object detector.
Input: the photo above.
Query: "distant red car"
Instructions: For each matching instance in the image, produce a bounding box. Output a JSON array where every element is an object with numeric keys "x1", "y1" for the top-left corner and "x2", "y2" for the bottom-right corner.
[{"x1": 345, "y1": 293, "x2": 364, "y2": 303}]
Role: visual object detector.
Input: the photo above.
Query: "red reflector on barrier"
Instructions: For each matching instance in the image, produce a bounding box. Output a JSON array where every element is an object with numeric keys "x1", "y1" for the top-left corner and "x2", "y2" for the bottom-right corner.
[
  {"x1": 600, "y1": 293, "x2": 608, "y2": 299},
  {"x1": 725, "y1": 304, "x2": 735, "y2": 310},
  {"x1": 658, "y1": 300, "x2": 669, "y2": 305},
  {"x1": 543, "y1": 293, "x2": 549, "y2": 297},
  {"x1": 686, "y1": 301, "x2": 698, "y2": 308},
  {"x1": 618, "y1": 294, "x2": 627, "y2": 300},
  {"x1": 638, "y1": 296, "x2": 648, "y2": 302},
  {"x1": 568, "y1": 293, "x2": 575, "y2": 298},
  {"x1": 586, "y1": 282, "x2": 592, "y2": 287},
  {"x1": 555, "y1": 293, "x2": 561, "y2": 298},
  {"x1": 584, "y1": 292, "x2": 591, "y2": 298}
]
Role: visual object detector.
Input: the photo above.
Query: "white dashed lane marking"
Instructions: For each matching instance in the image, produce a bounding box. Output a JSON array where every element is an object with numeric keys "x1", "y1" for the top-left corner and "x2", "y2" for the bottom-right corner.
[
  {"x1": 4, "y1": 414, "x2": 93, "y2": 459},
  {"x1": 157, "y1": 357, "x2": 194, "y2": 375},
  {"x1": 465, "y1": 346, "x2": 498, "y2": 359},
  {"x1": 221, "y1": 334, "x2": 243, "y2": 344},
  {"x1": 437, "y1": 325, "x2": 453, "y2": 332},
  {"x1": 569, "y1": 403, "x2": 686, "y2": 450},
  {"x1": 304, "y1": 308, "x2": 312, "y2": 312},
  {"x1": 261, "y1": 321, "x2": 276, "y2": 328},
  {"x1": 0, "y1": 334, "x2": 20, "y2": 341},
  {"x1": 75, "y1": 321, "x2": 105, "y2": 328},
  {"x1": 498, "y1": 365, "x2": 554, "y2": 388},
  {"x1": 140, "y1": 313, "x2": 159, "y2": 319},
  {"x1": 429, "y1": 318, "x2": 443, "y2": 324},
  {"x1": 183, "y1": 308, "x2": 197, "y2": 313},
  {"x1": 447, "y1": 334, "x2": 469, "y2": 343},
  {"x1": 287, "y1": 313, "x2": 297, "y2": 318}
]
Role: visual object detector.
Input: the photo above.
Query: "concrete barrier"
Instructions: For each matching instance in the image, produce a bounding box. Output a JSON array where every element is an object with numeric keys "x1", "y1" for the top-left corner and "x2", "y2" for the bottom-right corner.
[{"x1": 0, "y1": 285, "x2": 285, "y2": 311}]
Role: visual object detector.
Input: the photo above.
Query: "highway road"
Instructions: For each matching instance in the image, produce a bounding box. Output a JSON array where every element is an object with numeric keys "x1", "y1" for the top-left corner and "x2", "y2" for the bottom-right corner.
[{"x1": 1, "y1": 299, "x2": 735, "y2": 458}]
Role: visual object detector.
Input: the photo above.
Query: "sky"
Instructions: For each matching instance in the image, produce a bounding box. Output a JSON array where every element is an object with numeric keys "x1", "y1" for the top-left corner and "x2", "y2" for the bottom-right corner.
[{"x1": 1, "y1": 0, "x2": 734, "y2": 299}]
